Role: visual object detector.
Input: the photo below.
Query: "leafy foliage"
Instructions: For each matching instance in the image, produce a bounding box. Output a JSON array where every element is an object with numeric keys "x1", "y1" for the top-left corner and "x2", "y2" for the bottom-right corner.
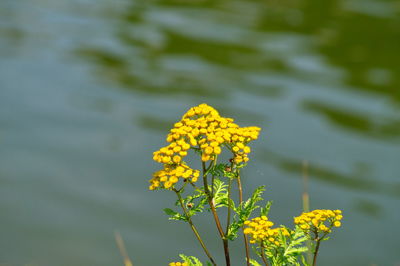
[
  {"x1": 212, "y1": 178, "x2": 233, "y2": 209},
  {"x1": 283, "y1": 227, "x2": 309, "y2": 259},
  {"x1": 262, "y1": 226, "x2": 309, "y2": 266},
  {"x1": 237, "y1": 186, "x2": 265, "y2": 220},
  {"x1": 152, "y1": 105, "x2": 341, "y2": 266},
  {"x1": 260, "y1": 200, "x2": 272, "y2": 217},
  {"x1": 249, "y1": 259, "x2": 262, "y2": 266},
  {"x1": 206, "y1": 163, "x2": 227, "y2": 178},
  {"x1": 164, "y1": 189, "x2": 208, "y2": 222},
  {"x1": 182, "y1": 189, "x2": 208, "y2": 218},
  {"x1": 163, "y1": 207, "x2": 187, "y2": 222},
  {"x1": 226, "y1": 186, "x2": 265, "y2": 240},
  {"x1": 179, "y1": 254, "x2": 203, "y2": 266}
]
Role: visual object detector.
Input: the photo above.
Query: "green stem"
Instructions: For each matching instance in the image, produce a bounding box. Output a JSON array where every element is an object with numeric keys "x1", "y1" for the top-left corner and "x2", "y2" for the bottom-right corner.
[
  {"x1": 237, "y1": 175, "x2": 251, "y2": 266},
  {"x1": 202, "y1": 161, "x2": 230, "y2": 266},
  {"x1": 174, "y1": 189, "x2": 217, "y2": 266},
  {"x1": 260, "y1": 243, "x2": 269, "y2": 266},
  {"x1": 312, "y1": 239, "x2": 321, "y2": 266},
  {"x1": 211, "y1": 156, "x2": 218, "y2": 197},
  {"x1": 312, "y1": 229, "x2": 329, "y2": 266},
  {"x1": 225, "y1": 178, "x2": 232, "y2": 236}
]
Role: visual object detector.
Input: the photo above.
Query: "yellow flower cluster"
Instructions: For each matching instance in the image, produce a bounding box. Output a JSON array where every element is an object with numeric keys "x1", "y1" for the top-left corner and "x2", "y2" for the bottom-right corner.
[
  {"x1": 150, "y1": 104, "x2": 261, "y2": 190},
  {"x1": 168, "y1": 262, "x2": 188, "y2": 266},
  {"x1": 243, "y1": 216, "x2": 280, "y2": 245},
  {"x1": 294, "y1": 209, "x2": 343, "y2": 234},
  {"x1": 150, "y1": 164, "x2": 200, "y2": 190}
]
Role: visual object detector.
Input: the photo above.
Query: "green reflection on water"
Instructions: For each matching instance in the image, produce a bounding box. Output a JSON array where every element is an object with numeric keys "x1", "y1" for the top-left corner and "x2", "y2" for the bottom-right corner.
[
  {"x1": 75, "y1": 0, "x2": 400, "y2": 106},
  {"x1": 303, "y1": 100, "x2": 400, "y2": 139},
  {"x1": 353, "y1": 198, "x2": 382, "y2": 218},
  {"x1": 263, "y1": 150, "x2": 400, "y2": 198}
]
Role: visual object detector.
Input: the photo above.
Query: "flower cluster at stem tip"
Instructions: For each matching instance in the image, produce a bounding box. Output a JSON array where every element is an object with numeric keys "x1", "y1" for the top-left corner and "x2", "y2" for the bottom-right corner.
[
  {"x1": 243, "y1": 216, "x2": 291, "y2": 246},
  {"x1": 168, "y1": 262, "x2": 188, "y2": 266},
  {"x1": 149, "y1": 104, "x2": 261, "y2": 190},
  {"x1": 294, "y1": 209, "x2": 343, "y2": 234}
]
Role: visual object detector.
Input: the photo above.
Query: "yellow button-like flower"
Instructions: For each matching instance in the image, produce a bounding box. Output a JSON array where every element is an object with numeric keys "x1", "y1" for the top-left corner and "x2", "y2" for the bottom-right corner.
[
  {"x1": 150, "y1": 103, "x2": 261, "y2": 190},
  {"x1": 294, "y1": 209, "x2": 343, "y2": 237}
]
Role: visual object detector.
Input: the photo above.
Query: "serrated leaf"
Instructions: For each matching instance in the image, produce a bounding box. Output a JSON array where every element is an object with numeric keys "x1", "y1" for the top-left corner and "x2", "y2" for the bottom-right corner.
[
  {"x1": 249, "y1": 258, "x2": 262, "y2": 266},
  {"x1": 226, "y1": 220, "x2": 242, "y2": 240},
  {"x1": 174, "y1": 189, "x2": 208, "y2": 219},
  {"x1": 164, "y1": 208, "x2": 178, "y2": 216},
  {"x1": 179, "y1": 254, "x2": 203, "y2": 266},
  {"x1": 301, "y1": 255, "x2": 311, "y2": 266},
  {"x1": 237, "y1": 186, "x2": 265, "y2": 222},
  {"x1": 282, "y1": 227, "x2": 308, "y2": 259},
  {"x1": 218, "y1": 197, "x2": 236, "y2": 210},
  {"x1": 163, "y1": 208, "x2": 187, "y2": 221},
  {"x1": 212, "y1": 178, "x2": 229, "y2": 208},
  {"x1": 208, "y1": 163, "x2": 227, "y2": 177},
  {"x1": 260, "y1": 201, "x2": 272, "y2": 217}
]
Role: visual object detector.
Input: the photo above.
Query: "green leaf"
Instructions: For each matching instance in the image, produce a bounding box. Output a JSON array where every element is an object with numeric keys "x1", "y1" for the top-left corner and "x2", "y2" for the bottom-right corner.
[
  {"x1": 237, "y1": 185, "x2": 265, "y2": 221},
  {"x1": 163, "y1": 208, "x2": 187, "y2": 221},
  {"x1": 301, "y1": 255, "x2": 311, "y2": 266},
  {"x1": 164, "y1": 208, "x2": 178, "y2": 216},
  {"x1": 212, "y1": 178, "x2": 229, "y2": 208},
  {"x1": 260, "y1": 201, "x2": 272, "y2": 217},
  {"x1": 207, "y1": 163, "x2": 227, "y2": 177},
  {"x1": 249, "y1": 258, "x2": 262, "y2": 266},
  {"x1": 283, "y1": 227, "x2": 308, "y2": 258},
  {"x1": 226, "y1": 219, "x2": 242, "y2": 240},
  {"x1": 174, "y1": 189, "x2": 208, "y2": 219},
  {"x1": 218, "y1": 197, "x2": 236, "y2": 210},
  {"x1": 179, "y1": 254, "x2": 203, "y2": 266}
]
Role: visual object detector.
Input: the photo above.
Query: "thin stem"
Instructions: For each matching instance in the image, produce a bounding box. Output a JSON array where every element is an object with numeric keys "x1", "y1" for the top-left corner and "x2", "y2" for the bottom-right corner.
[
  {"x1": 202, "y1": 161, "x2": 230, "y2": 266},
  {"x1": 223, "y1": 179, "x2": 233, "y2": 266},
  {"x1": 211, "y1": 156, "x2": 218, "y2": 197},
  {"x1": 260, "y1": 243, "x2": 269, "y2": 266},
  {"x1": 237, "y1": 175, "x2": 251, "y2": 266},
  {"x1": 225, "y1": 178, "x2": 232, "y2": 236},
  {"x1": 174, "y1": 189, "x2": 217, "y2": 266},
  {"x1": 312, "y1": 239, "x2": 321, "y2": 266},
  {"x1": 202, "y1": 162, "x2": 225, "y2": 238},
  {"x1": 202, "y1": 162, "x2": 210, "y2": 195},
  {"x1": 312, "y1": 229, "x2": 329, "y2": 266}
]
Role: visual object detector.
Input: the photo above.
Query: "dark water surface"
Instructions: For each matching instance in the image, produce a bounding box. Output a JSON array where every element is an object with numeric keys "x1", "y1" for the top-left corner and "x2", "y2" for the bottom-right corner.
[{"x1": 1, "y1": 0, "x2": 399, "y2": 265}]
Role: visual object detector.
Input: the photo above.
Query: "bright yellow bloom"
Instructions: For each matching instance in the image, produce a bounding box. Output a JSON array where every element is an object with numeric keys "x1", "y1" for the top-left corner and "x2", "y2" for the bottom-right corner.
[
  {"x1": 294, "y1": 209, "x2": 343, "y2": 237},
  {"x1": 213, "y1": 146, "x2": 222, "y2": 155},
  {"x1": 173, "y1": 155, "x2": 181, "y2": 163},
  {"x1": 243, "y1": 216, "x2": 292, "y2": 247},
  {"x1": 169, "y1": 262, "x2": 188, "y2": 266},
  {"x1": 150, "y1": 103, "x2": 261, "y2": 190},
  {"x1": 149, "y1": 164, "x2": 200, "y2": 190}
]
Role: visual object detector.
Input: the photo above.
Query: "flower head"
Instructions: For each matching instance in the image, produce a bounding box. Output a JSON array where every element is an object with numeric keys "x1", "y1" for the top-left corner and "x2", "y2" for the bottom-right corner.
[
  {"x1": 168, "y1": 262, "x2": 188, "y2": 266},
  {"x1": 294, "y1": 209, "x2": 343, "y2": 236},
  {"x1": 149, "y1": 164, "x2": 200, "y2": 190},
  {"x1": 150, "y1": 103, "x2": 261, "y2": 190},
  {"x1": 244, "y1": 216, "x2": 292, "y2": 247}
]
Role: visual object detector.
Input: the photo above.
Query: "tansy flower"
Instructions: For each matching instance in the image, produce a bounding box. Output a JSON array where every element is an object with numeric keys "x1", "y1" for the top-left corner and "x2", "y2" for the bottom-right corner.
[
  {"x1": 169, "y1": 262, "x2": 188, "y2": 266},
  {"x1": 149, "y1": 164, "x2": 200, "y2": 190},
  {"x1": 294, "y1": 209, "x2": 343, "y2": 236},
  {"x1": 150, "y1": 103, "x2": 261, "y2": 190},
  {"x1": 244, "y1": 216, "x2": 292, "y2": 247}
]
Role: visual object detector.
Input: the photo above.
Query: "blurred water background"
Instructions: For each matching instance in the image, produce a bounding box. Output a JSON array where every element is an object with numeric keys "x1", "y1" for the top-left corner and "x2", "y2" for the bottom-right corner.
[{"x1": 0, "y1": 0, "x2": 399, "y2": 265}]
